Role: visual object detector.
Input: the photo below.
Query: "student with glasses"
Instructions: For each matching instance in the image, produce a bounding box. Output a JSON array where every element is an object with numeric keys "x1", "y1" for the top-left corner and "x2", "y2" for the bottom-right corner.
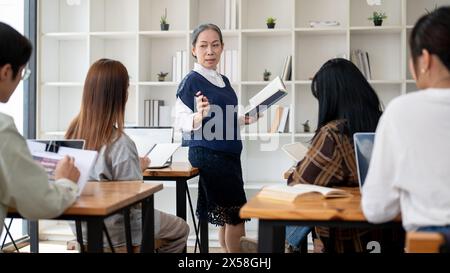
[{"x1": 0, "y1": 22, "x2": 80, "y2": 239}]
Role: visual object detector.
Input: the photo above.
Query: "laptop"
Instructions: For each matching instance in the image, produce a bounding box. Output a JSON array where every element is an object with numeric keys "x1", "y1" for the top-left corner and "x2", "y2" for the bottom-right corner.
[
  {"x1": 125, "y1": 127, "x2": 179, "y2": 169},
  {"x1": 28, "y1": 139, "x2": 86, "y2": 152},
  {"x1": 26, "y1": 139, "x2": 97, "y2": 197},
  {"x1": 353, "y1": 133, "x2": 375, "y2": 189}
]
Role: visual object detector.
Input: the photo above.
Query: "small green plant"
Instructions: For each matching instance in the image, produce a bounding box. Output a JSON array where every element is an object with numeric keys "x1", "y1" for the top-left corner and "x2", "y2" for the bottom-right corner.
[
  {"x1": 368, "y1": 11, "x2": 387, "y2": 26},
  {"x1": 368, "y1": 11, "x2": 387, "y2": 21},
  {"x1": 266, "y1": 17, "x2": 277, "y2": 25},
  {"x1": 157, "y1": 72, "x2": 169, "y2": 81},
  {"x1": 263, "y1": 69, "x2": 271, "y2": 81},
  {"x1": 160, "y1": 8, "x2": 168, "y2": 25}
]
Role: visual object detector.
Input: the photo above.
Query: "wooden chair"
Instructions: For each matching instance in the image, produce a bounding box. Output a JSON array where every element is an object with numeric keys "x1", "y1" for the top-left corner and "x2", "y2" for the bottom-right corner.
[{"x1": 405, "y1": 232, "x2": 445, "y2": 253}]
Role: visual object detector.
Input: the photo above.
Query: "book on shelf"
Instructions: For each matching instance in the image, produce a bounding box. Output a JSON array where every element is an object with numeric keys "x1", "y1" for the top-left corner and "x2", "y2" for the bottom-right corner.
[
  {"x1": 245, "y1": 77, "x2": 288, "y2": 117},
  {"x1": 257, "y1": 184, "x2": 352, "y2": 203},
  {"x1": 219, "y1": 49, "x2": 238, "y2": 82},
  {"x1": 225, "y1": 0, "x2": 237, "y2": 30},
  {"x1": 269, "y1": 106, "x2": 290, "y2": 133},
  {"x1": 351, "y1": 49, "x2": 372, "y2": 80},
  {"x1": 144, "y1": 99, "x2": 165, "y2": 127},
  {"x1": 172, "y1": 50, "x2": 187, "y2": 82},
  {"x1": 309, "y1": 20, "x2": 340, "y2": 28},
  {"x1": 26, "y1": 140, "x2": 98, "y2": 197},
  {"x1": 277, "y1": 106, "x2": 290, "y2": 133},
  {"x1": 281, "y1": 55, "x2": 292, "y2": 82}
]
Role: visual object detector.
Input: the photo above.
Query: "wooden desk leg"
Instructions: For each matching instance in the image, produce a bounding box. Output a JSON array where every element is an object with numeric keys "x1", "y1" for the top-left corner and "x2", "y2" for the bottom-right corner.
[
  {"x1": 29, "y1": 220, "x2": 39, "y2": 253},
  {"x1": 140, "y1": 196, "x2": 155, "y2": 253},
  {"x1": 258, "y1": 221, "x2": 285, "y2": 253},
  {"x1": 87, "y1": 218, "x2": 104, "y2": 253}
]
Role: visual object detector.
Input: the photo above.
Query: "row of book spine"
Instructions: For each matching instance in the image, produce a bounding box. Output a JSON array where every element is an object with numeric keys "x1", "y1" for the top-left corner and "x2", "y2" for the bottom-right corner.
[
  {"x1": 281, "y1": 55, "x2": 292, "y2": 82},
  {"x1": 144, "y1": 100, "x2": 172, "y2": 127},
  {"x1": 218, "y1": 49, "x2": 239, "y2": 83},
  {"x1": 269, "y1": 106, "x2": 290, "y2": 133},
  {"x1": 172, "y1": 51, "x2": 188, "y2": 83},
  {"x1": 351, "y1": 49, "x2": 372, "y2": 80},
  {"x1": 224, "y1": 0, "x2": 238, "y2": 30}
]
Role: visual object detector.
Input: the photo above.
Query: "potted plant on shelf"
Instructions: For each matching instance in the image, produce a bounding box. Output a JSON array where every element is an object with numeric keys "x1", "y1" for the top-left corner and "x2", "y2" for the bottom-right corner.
[
  {"x1": 266, "y1": 17, "x2": 276, "y2": 29},
  {"x1": 302, "y1": 120, "x2": 311, "y2": 133},
  {"x1": 157, "y1": 72, "x2": 169, "y2": 82},
  {"x1": 368, "y1": 11, "x2": 387, "y2": 26},
  {"x1": 263, "y1": 69, "x2": 271, "y2": 81},
  {"x1": 160, "y1": 8, "x2": 169, "y2": 31}
]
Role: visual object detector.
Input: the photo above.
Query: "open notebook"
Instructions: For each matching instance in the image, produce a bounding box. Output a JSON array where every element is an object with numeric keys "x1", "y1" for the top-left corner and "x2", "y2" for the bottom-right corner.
[
  {"x1": 26, "y1": 140, "x2": 98, "y2": 197},
  {"x1": 257, "y1": 184, "x2": 352, "y2": 203}
]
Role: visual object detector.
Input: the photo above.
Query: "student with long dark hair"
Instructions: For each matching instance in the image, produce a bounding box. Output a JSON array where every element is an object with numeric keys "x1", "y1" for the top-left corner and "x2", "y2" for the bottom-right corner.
[
  {"x1": 362, "y1": 7, "x2": 450, "y2": 234},
  {"x1": 287, "y1": 58, "x2": 385, "y2": 253},
  {"x1": 0, "y1": 22, "x2": 80, "y2": 236}
]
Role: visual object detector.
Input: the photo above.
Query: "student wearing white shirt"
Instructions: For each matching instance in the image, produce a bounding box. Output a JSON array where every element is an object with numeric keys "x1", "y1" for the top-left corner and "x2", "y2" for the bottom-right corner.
[
  {"x1": 175, "y1": 24, "x2": 258, "y2": 253},
  {"x1": 0, "y1": 22, "x2": 80, "y2": 237},
  {"x1": 362, "y1": 7, "x2": 450, "y2": 234}
]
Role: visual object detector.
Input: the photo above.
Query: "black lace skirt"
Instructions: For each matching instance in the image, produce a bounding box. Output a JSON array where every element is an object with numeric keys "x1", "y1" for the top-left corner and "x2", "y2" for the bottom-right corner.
[{"x1": 189, "y1": 146, "x2": 248, "y2": 226}]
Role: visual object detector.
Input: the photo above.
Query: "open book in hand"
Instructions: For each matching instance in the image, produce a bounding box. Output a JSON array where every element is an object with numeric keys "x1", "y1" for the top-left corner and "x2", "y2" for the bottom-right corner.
[
  {"x1": 257, "y1": 184, "x2": 352, "y2": 202},
  {"x1": 26, "y1": 140, "x2": 98, "y2": 197},
  {"x1": 244, "y1": 76, "x2": 288, "y2": 117}
]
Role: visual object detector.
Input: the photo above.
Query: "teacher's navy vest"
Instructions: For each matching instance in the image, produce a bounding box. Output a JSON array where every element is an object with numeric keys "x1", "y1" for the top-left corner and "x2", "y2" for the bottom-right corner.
[{"x1": 176, "y1": 71, "x2": 242, "y2": 154}]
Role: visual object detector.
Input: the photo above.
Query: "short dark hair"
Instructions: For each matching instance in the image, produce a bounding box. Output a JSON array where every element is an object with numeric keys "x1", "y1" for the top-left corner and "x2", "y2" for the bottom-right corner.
[
  {"x1": 191, "y1": 23, "x2": 224, "y2": 48},
  {"x1": 410, "y1": 6, "x2": 450, "y2": 71},
  {"x1": 312, "y1": 58, "x2": 383, "y2": 138},
  {"x1": 0, "y1": 21, "x2": 33, "y2": 78}
]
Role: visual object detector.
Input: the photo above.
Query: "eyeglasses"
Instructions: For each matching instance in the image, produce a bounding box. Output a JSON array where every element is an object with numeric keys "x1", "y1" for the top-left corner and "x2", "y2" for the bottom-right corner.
[{"x1": 21, "y1": 68, "x2": 32, "y2": 81}]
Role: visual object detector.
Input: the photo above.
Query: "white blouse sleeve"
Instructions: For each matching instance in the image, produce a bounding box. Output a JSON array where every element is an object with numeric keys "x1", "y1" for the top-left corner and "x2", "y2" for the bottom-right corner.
[
  {"x1": 361, "y1": 109, "x2": 402, "y2": 224},
  {"x1": 174, "y1": 98, "x2": 202, "y2": 133}
]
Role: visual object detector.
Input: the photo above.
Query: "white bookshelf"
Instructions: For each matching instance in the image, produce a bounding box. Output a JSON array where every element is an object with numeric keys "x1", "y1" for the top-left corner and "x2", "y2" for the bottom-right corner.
[{"x1": 37, "y1": 0, "x2": 450, "y2": 242}]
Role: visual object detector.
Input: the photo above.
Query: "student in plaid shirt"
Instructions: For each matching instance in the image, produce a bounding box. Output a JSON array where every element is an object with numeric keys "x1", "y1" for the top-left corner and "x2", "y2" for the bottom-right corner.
[{"x1": 287, "y1": 58, "x2": 403, "y2": 253}]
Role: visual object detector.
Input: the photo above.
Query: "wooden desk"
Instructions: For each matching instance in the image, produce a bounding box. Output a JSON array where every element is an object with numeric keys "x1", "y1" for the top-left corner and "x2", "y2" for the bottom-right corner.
[
  {"x1": 143, "y1": 163, "x2": 207, "y2": 253},
  {"x1": 240, "y1": 187, "x2": 401, "y2": 253},
  {"x1": 9, "y1": 181, "x2": 163, "y2": 253}
]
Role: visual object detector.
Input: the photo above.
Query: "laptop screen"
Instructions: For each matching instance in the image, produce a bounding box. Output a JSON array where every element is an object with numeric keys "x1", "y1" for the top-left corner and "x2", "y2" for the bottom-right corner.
[
  {"x1": 353, "y1": 133, "x2": 375, "y2": 189},
  {"x1": 29, "y1": 140, "x2": 85, "y2": 152},
  {"x1": 124, "y1": 127, "x2": 174, "y2": 156}
]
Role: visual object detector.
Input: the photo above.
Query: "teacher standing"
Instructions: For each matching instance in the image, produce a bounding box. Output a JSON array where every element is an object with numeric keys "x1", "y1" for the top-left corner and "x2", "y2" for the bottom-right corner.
[{"x1": 175, "y1": 24, "x2": 256, "y2": 253}]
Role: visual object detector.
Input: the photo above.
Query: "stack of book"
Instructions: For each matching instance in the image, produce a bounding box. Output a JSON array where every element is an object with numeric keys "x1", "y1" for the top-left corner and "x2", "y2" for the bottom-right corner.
[
  {"x1": 309, "y1": 20, "x2": 340, "y2": 28},
  {"x1": 144, "y1": 100, "x2": 172, "y2": 127},
  {"x1": 224, "y1": 0, "x2": 238, "y2": 30},
  {"x1": 218, "y1": 49, "x2": 239, "y2": 83},
  {"x1": 172, "y1": 50, "x2": 188, "y2": 82},
  {"x1": 269, "y1": 105, "x2": 290, "y2": 133},
  {"x1": 351, "y1": 49, "x2": 372, "y2": 80}
]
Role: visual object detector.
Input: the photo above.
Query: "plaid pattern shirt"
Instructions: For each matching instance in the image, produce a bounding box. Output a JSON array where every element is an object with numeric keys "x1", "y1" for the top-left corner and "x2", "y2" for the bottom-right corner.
[{"x1": 288, "y1": 120, "x2": 371, "y2": 253}]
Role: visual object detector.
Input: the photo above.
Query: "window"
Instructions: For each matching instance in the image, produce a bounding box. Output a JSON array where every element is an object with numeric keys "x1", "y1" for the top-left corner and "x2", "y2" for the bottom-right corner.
[{"x1": 0, "y1": 0, "x2": 27, "y2": 248}]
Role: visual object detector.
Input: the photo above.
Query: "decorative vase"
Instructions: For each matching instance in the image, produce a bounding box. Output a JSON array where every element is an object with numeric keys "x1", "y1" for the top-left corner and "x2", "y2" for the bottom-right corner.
[{"x1": 267, "y1": 23, "x2": 275, "y2": 29}]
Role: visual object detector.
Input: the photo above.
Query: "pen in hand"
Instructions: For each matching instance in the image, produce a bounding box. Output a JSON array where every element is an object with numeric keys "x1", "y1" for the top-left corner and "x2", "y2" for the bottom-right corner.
[{"x1": 144, "y1": 144, "x2": 157, "y2": 158}]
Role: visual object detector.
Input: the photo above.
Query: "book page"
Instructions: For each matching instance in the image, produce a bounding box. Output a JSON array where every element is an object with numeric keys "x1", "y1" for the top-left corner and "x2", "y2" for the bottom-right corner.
[
  {"x1": 258, "y1": 184, "x2": 350, "y2": 202},
  {"x1": 58, "y1": 147, "x2": 98, "y2": 197},
  {"x1": 148, "y1": 143, "x2": 181, "y2": 168}
]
